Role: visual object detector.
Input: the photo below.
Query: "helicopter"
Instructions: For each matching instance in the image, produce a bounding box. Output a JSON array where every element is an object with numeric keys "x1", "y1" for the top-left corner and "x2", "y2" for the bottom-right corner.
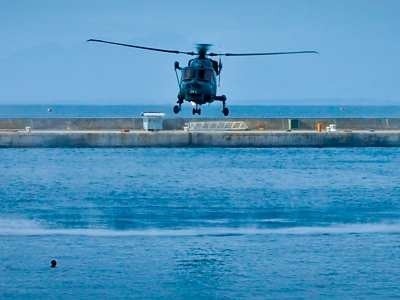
[{"x1": 87, "y1": 39, "x2": 318, "y2": 116}]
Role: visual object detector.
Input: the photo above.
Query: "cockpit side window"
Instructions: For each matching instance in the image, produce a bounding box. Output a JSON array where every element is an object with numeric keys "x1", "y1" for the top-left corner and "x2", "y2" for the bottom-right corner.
[{"x1": 182, "y1": 68, "x2": 195, "y2": 81}]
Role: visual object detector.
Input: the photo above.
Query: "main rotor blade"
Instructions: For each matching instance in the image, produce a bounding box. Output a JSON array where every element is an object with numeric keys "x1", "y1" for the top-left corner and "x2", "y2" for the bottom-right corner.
[
  {"x1": 208, "y1": 50, "x2": 318, "y2": 57},
  {"x1": 87, "y1": 39, "x2": 197, "y2": 55}
]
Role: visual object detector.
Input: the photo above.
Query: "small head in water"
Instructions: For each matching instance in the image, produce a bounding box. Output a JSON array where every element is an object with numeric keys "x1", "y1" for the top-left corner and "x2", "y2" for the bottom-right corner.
[{"x1": 50, "y1": 259, "x2": 57, "y2": 268}]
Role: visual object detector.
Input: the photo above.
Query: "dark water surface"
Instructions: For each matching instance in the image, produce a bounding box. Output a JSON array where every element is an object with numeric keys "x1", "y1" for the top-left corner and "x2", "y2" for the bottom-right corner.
[{"x1": 1, "y1": 148, "x2": 400, "y2": 299}]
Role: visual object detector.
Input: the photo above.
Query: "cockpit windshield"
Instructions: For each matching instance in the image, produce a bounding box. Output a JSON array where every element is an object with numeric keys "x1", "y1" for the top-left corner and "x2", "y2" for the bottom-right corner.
[
  {"x1": 182, "y1": 68, "x2": 213, "y2": 81},
  {"x1": 182, "y1": 68, "x2": 196, "y2": 81},
  {"x1": 198, "y1": 69, "x2": 212, "y2": 81}
]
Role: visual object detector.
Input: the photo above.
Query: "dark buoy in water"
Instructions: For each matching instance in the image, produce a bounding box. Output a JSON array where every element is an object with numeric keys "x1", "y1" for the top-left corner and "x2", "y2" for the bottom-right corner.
[
  {"x1": 47, "y1": 107, "x2": 53, "y2": 113},
  {"x1": 50, "y1": 259, "x2": 57, "y2": 268}
]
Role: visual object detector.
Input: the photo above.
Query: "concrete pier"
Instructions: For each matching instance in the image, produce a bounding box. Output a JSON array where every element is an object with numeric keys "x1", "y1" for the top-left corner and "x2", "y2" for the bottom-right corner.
[
  {"x1": 0, "y1": 118, "x2": 400, "y2": 147},
  {"x1": 1, "y1": 117, "x2": 400, "y2": 131}
]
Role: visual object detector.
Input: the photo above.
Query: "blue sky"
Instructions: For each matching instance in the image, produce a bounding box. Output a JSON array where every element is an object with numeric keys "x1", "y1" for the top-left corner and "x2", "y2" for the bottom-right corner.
[{"x1": 0, "y1": 0, "x2": 399, "y2": 104}]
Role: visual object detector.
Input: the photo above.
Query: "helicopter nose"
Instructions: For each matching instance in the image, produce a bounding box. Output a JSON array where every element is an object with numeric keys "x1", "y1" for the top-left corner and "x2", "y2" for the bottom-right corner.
[
  {"x1": 187, "y1": 82, "x2": 201, "y2": 95},
  {"x1": 189, "y1": 82, "x2": 201, "y2": 89}
]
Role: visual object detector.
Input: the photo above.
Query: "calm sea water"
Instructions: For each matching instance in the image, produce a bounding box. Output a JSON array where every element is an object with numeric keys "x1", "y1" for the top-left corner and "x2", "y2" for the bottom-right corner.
[
  {"x1": 1, "y1": 104, "x2": 400, "y2": 118},
  {"x1": 1, "y1": 148, "x2": 400, "y2": 299}
]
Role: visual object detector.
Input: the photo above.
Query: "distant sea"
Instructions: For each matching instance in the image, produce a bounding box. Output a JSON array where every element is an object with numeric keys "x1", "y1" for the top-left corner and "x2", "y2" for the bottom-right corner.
[{"x1": 0, "y1": 104, "x2": 400, "y2": 118}]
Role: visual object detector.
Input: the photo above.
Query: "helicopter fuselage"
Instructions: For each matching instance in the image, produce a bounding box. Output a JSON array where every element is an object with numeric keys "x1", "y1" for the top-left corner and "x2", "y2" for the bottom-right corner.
[
  {"x1": 178, "y1": 58, "x2": 217, "y2": 105},
  {"x1": 174, "y1": 57, "x2": 228, "y2": 115}
]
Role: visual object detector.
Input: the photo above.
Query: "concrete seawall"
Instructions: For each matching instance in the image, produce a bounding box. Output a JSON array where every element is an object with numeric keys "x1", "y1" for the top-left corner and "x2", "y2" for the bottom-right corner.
[
  {"x1": 1, "y1": 130, "x2": 400, "y2": 148},
  {"x1": 1, "y1": 118, "x2": 400, "y2": 148}
]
